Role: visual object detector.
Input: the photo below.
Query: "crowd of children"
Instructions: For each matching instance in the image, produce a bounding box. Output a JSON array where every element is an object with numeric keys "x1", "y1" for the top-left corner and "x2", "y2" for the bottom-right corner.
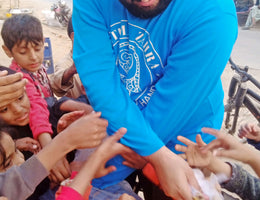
[{"x1": 0, "y1": 13, "x2": 259, "y2": 200}]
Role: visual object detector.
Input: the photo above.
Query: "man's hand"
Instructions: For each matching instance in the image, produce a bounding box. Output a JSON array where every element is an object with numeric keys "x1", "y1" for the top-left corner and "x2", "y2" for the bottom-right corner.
[
  {"x1": 0, "y1": 71, "x2": 26, "y2": 107},
  {"x1": 15, "y1": 137, "x2": 41, "y2": 154},
  {"x1": 146, "y1": 146, "x2": 201, "y2": 200}
]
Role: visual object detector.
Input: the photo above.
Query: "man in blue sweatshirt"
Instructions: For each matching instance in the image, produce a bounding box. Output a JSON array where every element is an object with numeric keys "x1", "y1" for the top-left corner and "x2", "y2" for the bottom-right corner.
[{"x1": 72, "y1": 0, "x2": 238, "y2": 199}]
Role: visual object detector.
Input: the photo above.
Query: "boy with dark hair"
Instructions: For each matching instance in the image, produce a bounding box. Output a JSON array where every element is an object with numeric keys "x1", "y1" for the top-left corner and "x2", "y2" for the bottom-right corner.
[
  {"x1": 1, "y1": 14, "x2": 54, "y2": 145},
  {"x1": 1, "y1": 14, "x2": 93, "y2": 187}
]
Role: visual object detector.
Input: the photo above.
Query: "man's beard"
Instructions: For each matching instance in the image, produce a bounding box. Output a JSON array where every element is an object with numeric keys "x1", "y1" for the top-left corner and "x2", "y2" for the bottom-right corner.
[{"x1": 119, "y1": 0, "x2": 172, "y2": 19}]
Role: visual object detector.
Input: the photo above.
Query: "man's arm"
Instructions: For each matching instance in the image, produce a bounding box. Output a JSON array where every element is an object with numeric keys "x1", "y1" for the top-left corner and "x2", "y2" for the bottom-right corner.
[
  {"x1": 72, "y1": 0, "x2": 237, "y2": 198},
  {"x1": 73, "y1": 0, "x2": 237, "y2": 155}
]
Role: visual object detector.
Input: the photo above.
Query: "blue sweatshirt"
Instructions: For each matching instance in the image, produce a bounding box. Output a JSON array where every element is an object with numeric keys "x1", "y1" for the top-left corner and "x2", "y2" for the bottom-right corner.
[{"x1": 73, "y1": 0, "x2": 238, "y2": 188}]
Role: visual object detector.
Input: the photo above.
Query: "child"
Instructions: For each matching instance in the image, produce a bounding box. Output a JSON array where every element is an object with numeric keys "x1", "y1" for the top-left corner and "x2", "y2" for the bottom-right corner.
[
  {"x1": 0, "y1": 110, "x2": 135, "y2": 200},
  {"x1": 175, "y1": 127, "x2": 260, "y2": 200},
  {"x1": 0, "y1": 121, "x2": 41, "y2": 155},
  {"x1": 238, "y1": 123, "x2": 260, "y2": 150},
  {"x1": 0, "y1": 129, "x2": 25, "y2": 172},
  {"x1": 0, "y1": 66, "x2": 105, "y2": 199},
  {"x1": 1, "y1": 14, "x2": 93, "y2": 183},
  {"x1": 55, "y1": 127, "x2": 137, "y2": 200},
  {"x1": 1, "y1": 14, "x2": 92, "y2": 139}
]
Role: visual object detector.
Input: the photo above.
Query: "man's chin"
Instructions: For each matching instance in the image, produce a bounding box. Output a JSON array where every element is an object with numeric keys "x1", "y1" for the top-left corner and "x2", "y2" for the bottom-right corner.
[{"x1": 119, "y1": 0, "x2": 172, "y2": 19}]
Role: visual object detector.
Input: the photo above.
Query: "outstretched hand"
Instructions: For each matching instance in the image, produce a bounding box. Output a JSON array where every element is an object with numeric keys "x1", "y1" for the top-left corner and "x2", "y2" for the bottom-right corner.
[
  {"x1": 175, "y1": 134, "x2": 212, "y2": 169},
  {"x1": 15, "y1": 137, "x2": 41, "y2": 154},
  {"x1": 49, "y1": 156, "x2": 71, "y2": 184},
  {"x1": 91, "y1": 128, "x2": 129, "y2": 178},
  {"x1": 238, "y1": 123, "x2": 260, "y2": 142},
  {"x1": 118, "y1": 193, "x2": 136, "y2": 200},
  {"x1": 67, "y1": 128, "x2": 135, "y2": 197},
  {"x1": 121, "y1": 149, "x2": 147, "y2": 169},
  {"x1": 201, "y1": 127, "x2": 251, "y2": 163},
  {"x1": 0, "y1": 71, "x2": 27, "y2": 107},
  {"x1": 57, "y1": 110, "x2": 85, "y2": 133},
  {"x1": 58, "y1": 111, "x2": 108, "y2": 150}
]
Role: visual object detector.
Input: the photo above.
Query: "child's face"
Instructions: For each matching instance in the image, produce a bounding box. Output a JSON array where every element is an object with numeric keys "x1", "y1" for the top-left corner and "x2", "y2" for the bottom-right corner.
[
  {"x1": 5, "y1": 40, "x2": 44, "y2": 72},
  {"x1": 0, "y1": 93, "x2": 30, "y2": 126},
  {"x1": 0, "y1": 133, "x2": 25, "y2": 172}
]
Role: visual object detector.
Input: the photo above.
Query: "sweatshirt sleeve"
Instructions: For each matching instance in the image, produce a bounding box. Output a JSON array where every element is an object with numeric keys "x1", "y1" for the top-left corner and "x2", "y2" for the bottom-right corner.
[
  {"x1": 73, "y1": 0, "x2": 164, "y2": 156},
  {"x1": 24, "y1": 73, "x2": 53, "y2": 139},
  {"x1": 141, "y1": 2, "x2": 238, "y2": 145},
  {"x1": 221, "y1": 163, "x2": 260, "y2": 200},
  {"x1": 72, "y1": 0, "x2": 237, "y2": 156},
  {"x1": 0, "y1": 156, "x2": 49, "y2": 200}
]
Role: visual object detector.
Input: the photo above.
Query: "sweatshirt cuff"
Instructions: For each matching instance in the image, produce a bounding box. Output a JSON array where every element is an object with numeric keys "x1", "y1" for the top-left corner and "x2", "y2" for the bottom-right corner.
[{"x1": 19, "y1": 156, "x2": 49, "y2": 192}]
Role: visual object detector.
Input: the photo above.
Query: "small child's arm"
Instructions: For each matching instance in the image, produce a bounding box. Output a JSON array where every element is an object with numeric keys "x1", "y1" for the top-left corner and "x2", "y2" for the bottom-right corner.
[
  {"x1": 175, "y1": 134, "x2": 232, "y2": 179},
  {"x1": 238, "y1": 123, "x2": 260, "y2": 142},
  {"x1": 15, "y1": 137, "x2": 41, "y2": 154},
  {"x1": 202, "y1": 127, "x2": 260, "y2": 177},
  {"x1": 60, "y1": 99, "x2": 93, "y2": 115},
  {"x1": 56, "y1": 128, "x2": 128, "y2": 200},
  {"x1": 24, "y1": 77, "x2": 53, "y2": 139},
  {"x1": 38, "y1": 132, "x2": 71, "y2": 184}
]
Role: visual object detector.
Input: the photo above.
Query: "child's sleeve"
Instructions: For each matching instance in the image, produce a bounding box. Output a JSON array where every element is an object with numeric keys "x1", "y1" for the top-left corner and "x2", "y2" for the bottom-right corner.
[
  {"x1": 24, "y1": 75, "x2": 53, "y2": 139},
  {"x1": 55, "y1": 171, "x2": 92, "y2": 200},
  {"x1": 55, "y1": 186, "x2": 85, "y2": 200}
]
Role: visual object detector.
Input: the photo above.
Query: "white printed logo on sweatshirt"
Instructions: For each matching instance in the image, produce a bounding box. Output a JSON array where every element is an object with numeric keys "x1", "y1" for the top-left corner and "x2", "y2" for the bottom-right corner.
[{"x1": 110, "y1": 20, "x2": 164, "y2": 108}]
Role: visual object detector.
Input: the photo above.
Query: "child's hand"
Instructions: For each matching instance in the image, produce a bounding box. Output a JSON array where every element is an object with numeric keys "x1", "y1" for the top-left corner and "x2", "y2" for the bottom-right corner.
[
  {"x1": 91, "y1": 128, "x2": 128, "y2": 179},
  {"x1": 63, "y1": 111, "x2": 108, "y2": 149},
  {"x1": 118, "y1": 193, "x2": 136, "y2": 200},
  {"x1": 49, "y1": 156, "x2": 71, "y2": 184},
  {"x1": 121, "y1": 149, "x2": 147, "y2": 169},
  {"x1": 238, "y1": 123, "x2": 260, "y2": 142},
  {"x1": 57, "y1": 110, "x2": 85, "y2": 133},
  {"x1": 175, "y1": 134, "x2": 212, "y2": 168},
  {"x1": 15, "y1": 137, "x2": 41, "y2": 154},
  {"x1": 201, "y1": 127, "x2": 253, "y2": 164},
  {"x1": 70, "y1": 161, "x2": 84, "y2": 172},
  {"x1": 0, "y1": 71, "x2": 27, "y2": 107}
]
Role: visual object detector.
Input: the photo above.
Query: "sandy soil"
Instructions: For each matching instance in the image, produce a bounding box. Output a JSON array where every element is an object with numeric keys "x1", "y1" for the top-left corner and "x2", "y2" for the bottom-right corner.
[{"x1": 0, "y1": 1, "x2": 259, "y2": 199}]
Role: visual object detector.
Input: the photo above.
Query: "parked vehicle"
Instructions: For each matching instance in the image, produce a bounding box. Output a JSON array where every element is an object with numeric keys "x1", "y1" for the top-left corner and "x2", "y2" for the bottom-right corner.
[
  {"x1": 224, "y1": 58, "x2": 260, "y2": 135},
  {"x1": 51, "y1": 0, "x2": 71, "y2": 27}
]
